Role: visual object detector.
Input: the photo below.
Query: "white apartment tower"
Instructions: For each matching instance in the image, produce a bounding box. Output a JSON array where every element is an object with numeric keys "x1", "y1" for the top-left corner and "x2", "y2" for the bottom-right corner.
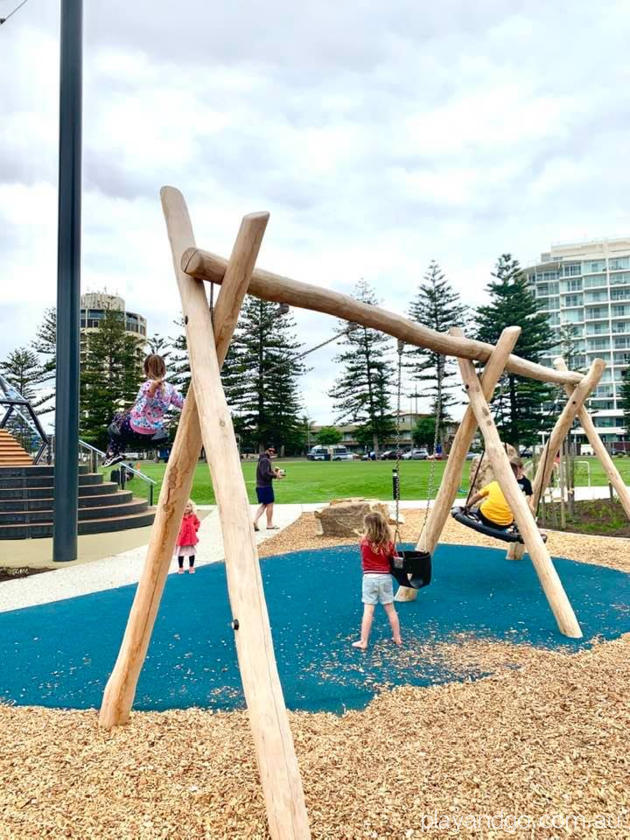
[{"x1": 525, "y1": 238, "x2": 630, "y2": 444}]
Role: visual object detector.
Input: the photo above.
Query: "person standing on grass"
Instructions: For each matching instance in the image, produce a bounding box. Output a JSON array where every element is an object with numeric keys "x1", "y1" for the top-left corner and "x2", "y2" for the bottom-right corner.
[
  {"x1": 253, "y1": 446, "x2": 284, "y2": 532},
  {"x1": 352, "y1": 511, "x2": 402, "y2": 650}
]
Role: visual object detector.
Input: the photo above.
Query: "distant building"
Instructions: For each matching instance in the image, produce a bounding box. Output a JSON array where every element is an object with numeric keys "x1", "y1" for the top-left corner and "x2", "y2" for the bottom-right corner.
[
  {"x1": 80, "y1": 292, "x2": 147, "y2": 339},
  {"x1": 312, "y1": 412, "x2": 457, "y2": 453},
  {"x1": 524, "y1": 239, "x2": 630, "y2": 444}
]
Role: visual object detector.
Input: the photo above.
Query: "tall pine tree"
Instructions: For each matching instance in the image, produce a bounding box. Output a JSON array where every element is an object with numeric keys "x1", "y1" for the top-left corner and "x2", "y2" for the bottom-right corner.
[
  {"x1": 475, "y1": 254, "x2": 555, "y2": 448},
  {"x1": 31, "y1": 307, "x2": 57, "y2": 414},
  {"x1": 221, "y1": 297, "x2": 306, "y2": 454},
  {"x1": 80, "y1": 308, "x2": 145, "y2": 448},
  {"x1": 0, "y1": 348, "x2": 45, "y2": 402},
  {"x1": 407, "y1": 261, "x2": 467, "y2": 444},
  {"x1": 329, "y1": 280, "x2": 395, "y2": 454}
]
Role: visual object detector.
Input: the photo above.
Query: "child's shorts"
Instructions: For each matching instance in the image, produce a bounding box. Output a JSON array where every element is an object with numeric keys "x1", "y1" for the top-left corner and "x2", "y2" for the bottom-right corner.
[{"x1": 362, "y1": 573, "x2": 394, "y2": 605}]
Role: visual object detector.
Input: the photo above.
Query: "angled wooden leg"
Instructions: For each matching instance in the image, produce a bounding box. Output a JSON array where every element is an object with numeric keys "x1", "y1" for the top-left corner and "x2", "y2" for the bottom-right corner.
[
  {"x1": 394, "y1": 326, "x2": 521, "y2": 602},
  {"x1": 458, "y1": 355, "x2": 582, "y2": 639},
  {"x1": 99, "y1": 203, "x2": 269, "y2": 729},
  {"x1": 507, "y1": 357, "x2": 605, "y2": 562},
  {"x1": 555, "y1": 357, "x2": 630, "y2": 519},
  {"x1": 161, "y1": 188, "x2": 310, "y2": 840},
  {"x1": 531, "y1": 359, "x2": 605, "y2": 511}
]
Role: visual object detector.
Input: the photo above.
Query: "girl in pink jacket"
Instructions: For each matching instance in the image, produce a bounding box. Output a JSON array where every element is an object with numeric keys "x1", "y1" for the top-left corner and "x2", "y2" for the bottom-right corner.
[{"x1": 176, "y1": 500, "x2": 201, "y2": 574}]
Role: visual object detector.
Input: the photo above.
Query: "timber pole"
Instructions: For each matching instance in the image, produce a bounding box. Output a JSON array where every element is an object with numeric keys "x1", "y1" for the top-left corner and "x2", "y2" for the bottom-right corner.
[
  {"x1": 530, "y1": 358, "x2": 606, "y2": 512},
  {"x1": 182, "y1": 247, "x2": 585, "y2": 388},
  {"x1": 458, "y1": 355, "x2": 582, "y2": 639},
  {"x1": 395, "y1": 326, "x2": 521, "y2": 603},
  {"x1": 99, "y1": 204, "x2": 269, "y2": 729},
  {"x1": 161, "y1": 188, "x2": 310, "y2": 840},
  {"x1": 555, "y1": 357, "x2": 630, "y2": 519}
]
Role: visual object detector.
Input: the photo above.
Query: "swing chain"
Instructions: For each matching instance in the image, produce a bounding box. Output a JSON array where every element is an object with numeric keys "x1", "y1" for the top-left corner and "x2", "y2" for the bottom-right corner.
[{"x1": 392, "y1": 339, "x2": 405, "y2": 546}]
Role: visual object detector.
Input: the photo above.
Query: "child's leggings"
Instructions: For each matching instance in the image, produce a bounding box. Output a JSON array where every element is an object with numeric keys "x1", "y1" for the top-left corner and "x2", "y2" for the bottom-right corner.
[
  {"x1": 107, "y1": 414, "x2": 155, "y2": 457},
  {"x1": 178, "y1": 555, "x2": 195, "y2": 569}
]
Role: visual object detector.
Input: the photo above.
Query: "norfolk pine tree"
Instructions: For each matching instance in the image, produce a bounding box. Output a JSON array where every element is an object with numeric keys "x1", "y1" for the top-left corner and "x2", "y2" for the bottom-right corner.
[
  {"x1": 407, "y1": 261, "x2": 467, "y2": 444},
  {"x1": 329, "y1": 280, "x2": 395, "y2": 455},
  {"x1": 0, "y1": 348, "x2": 45, "y2": 403},
  {"x1": 80, "y1": 308, "x2": 145, "y2": 448},
  {"x1": 221, "y1": 297, "x2": 306, "y2": 454},
  {"x1": 475, "y1": 254, "x2": 555, "y2": 448}
]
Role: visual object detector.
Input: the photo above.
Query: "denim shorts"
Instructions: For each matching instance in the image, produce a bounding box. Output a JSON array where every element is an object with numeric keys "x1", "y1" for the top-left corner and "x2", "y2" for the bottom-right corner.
[{"x1": 362, "y1": 574, "x2": 394, "y2": 605}]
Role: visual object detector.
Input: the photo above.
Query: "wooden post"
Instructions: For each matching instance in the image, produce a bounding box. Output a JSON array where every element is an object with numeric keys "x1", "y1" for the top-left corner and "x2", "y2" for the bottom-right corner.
[
  {"x1": 182, "y1": 247, "x2": 586, "y2": 387},
  {"x1": 394, "y1": 326, "x2": 521, "y2": 602},
  {"x1": 160, "y1": 187, "x2": 310, "y2": 840},
  {"x1": 99, "y1": 203, "x2": 270, "y2": 730},
  {"x1": 458, "y1": 355, "x2": 582, "y2": 639},
  {"x1": 530, "y1": 359, "x2": 605, "y2": 512},
  {"x1": 555, "y1": 357, "x2": 630, "y2": 519},
  {"x1": 99, "y1": 202, "x2": 269, "y2": 729}
]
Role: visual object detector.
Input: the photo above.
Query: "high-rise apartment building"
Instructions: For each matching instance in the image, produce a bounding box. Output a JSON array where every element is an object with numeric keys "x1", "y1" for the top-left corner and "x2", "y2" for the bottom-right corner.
[
  {"x1": 80, "y1": 292, "x2": 147, "y2": 338},
  {"x1": 525, "y1": 238, "x2": 630, "y2": 444}
]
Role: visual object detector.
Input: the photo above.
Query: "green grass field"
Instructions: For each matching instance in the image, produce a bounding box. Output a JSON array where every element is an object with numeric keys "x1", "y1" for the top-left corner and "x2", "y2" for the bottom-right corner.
[{"x1": 116, "y1": 456, "x2": 630, "y2": 506}]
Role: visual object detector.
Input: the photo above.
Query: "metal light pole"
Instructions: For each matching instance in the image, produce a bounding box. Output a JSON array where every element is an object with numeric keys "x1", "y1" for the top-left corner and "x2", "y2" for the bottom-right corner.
[{"x1": 53, "y1": 0, "x2": 83, "y2": 562}]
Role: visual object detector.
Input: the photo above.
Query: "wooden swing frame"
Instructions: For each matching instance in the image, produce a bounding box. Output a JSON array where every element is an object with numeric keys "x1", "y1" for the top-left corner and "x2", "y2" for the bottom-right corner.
[{"x1": 99, "y1": 187, "x2": 630, "y2": 840}]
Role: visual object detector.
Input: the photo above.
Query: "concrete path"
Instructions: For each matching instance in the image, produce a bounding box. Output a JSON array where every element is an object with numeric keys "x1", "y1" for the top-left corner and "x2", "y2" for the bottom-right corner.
[{"x1": 0, "y1": 504, "x2": 315, "y2": 614}]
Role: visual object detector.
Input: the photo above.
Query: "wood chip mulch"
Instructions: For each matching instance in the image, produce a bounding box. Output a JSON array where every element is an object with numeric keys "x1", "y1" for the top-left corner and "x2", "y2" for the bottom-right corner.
[{"x1": 0, "y1": 513, "x2": 628, "y2": 839}]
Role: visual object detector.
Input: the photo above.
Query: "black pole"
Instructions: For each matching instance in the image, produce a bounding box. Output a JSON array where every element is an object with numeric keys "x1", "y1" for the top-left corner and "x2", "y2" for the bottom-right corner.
[{"x1": 53, "y1": 0, "x2": 83, "y2": 562}]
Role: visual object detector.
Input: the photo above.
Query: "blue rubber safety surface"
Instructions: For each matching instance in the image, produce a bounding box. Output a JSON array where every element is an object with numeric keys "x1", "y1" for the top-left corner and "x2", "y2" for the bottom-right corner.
[{"x1": 0, "y1": 544, "x2": 628, "y2": 714}]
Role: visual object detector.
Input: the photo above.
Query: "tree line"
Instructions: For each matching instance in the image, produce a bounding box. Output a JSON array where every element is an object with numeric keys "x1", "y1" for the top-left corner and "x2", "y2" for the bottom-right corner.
[{"x1": 2, "y1": 253, "x2": 612, "y2": 455}]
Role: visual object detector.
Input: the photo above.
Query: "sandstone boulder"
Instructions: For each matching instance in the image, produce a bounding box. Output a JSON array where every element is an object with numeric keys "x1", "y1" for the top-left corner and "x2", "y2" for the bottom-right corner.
[{"x1": 314, "y1": 498, "x2": 402, "y2": 537}]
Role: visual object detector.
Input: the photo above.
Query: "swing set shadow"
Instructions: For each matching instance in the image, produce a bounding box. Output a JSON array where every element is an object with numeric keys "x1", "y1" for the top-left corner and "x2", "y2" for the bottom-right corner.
[{"x1": 97, "y1": 188, "x2": 630, "y2": 840}]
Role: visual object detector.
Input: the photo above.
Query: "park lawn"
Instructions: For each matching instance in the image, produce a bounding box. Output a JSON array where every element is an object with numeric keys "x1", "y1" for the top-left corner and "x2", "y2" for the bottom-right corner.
[
  {"x1": 120, "y1": 458, "x2": 470, "y2": 505},
  {"x1": 118, "y1": 455, "x2": 630, "y2": 506}
]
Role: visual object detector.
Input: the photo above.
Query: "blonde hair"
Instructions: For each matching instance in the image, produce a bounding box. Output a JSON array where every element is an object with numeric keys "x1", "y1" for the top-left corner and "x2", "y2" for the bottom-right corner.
[
  {"x1": 362, "y1": 511, "x2": 391, "y2": 553},
  {"x1": 184, "y1": 499, "x2": 197, "y2": 515},
  {"x1": 144, "y1": 354, "x2": 166, "y2": 381}
]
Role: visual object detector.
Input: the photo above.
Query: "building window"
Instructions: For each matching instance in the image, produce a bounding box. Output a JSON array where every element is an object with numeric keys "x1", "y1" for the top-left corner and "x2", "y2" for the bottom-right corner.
[
  {"x1": 609, "y1": 257, "x2": 630, "y2": 270},
  {"x1": 582, "y1": 260, "x2": 606, "y2": 273}
]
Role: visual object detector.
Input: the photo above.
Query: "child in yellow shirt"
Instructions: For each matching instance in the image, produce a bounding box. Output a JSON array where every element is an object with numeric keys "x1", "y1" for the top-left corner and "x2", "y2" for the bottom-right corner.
[{"x1": 467, "y1": 462, "x2": 520, "y2": 529}]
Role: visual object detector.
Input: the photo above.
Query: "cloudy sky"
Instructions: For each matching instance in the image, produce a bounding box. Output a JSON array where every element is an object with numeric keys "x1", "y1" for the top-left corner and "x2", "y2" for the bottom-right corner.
[{"x1": 1, "y1": 0, "x2": 629, "y2": 427}]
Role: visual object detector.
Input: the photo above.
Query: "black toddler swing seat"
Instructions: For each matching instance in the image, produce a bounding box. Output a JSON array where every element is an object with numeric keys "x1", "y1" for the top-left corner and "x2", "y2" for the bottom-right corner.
[
  {"x1": 389, "y1": 550, "x2": 432, "y2": 589},
  {"x1": 450, "y1": 506, "x2": 547, "y2": 544}
]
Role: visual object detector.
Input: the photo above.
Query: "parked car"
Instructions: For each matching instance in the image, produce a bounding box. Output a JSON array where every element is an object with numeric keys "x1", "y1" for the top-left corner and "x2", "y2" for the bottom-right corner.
[
  {"x1": 307, "y1": 445, "x2": 330, "y2": 461},
  {"x1": 380, "y1": 449, "x2": 405, "y2": 460},
  {"x1": 331, "y1": 446, "x2": 353, "y2": 461},
  {"x1": 361, "y1": 451, "x2": 376, "y2": 461},
  {"x1": 402, "y1": 448, "x2": 429, "y2": 460}
]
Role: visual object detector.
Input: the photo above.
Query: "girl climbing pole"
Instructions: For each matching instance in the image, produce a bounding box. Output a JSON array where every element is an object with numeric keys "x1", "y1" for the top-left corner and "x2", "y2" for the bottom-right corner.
[{"x1": 103, "y1": 354, "x2": 184, "y2": 467}]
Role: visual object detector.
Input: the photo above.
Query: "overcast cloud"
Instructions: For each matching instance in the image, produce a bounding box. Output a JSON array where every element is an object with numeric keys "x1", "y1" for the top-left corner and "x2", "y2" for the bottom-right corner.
[{"x1": 1, "y1": 0, "x2": 629, "y2": 428}]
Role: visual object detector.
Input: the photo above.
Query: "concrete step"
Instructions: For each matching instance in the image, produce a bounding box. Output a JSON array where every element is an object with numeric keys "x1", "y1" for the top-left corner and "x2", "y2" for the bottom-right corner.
[
  {"x1": 0, "y1": 481, "x2": 120, "y2": 501},
  {"x1": 0, "y1": 491, "x2": 134, "y2": 512},
  {"x1": 0, "y1": 498, "x2": 149, "y2": 525},
  {"x1": 0, "y1": 509, "x2": 156, "y2": 539},
  {"x1": 0, "y1": 472, "x2": 103, "y2": 490},
  {"x1": 0, "y1": 465, "x2": 89, "y2": 478}
]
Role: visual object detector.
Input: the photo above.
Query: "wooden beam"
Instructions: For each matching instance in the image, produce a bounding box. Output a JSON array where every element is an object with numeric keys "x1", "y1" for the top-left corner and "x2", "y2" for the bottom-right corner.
[
  {"x1": 530, "y1": 358, "x2": 606, "y2": 512},
  {"x1": 99, "y1": 204, "x2": 270, "y2": 730},
  {"x1": 161, "y1": 187, "x2": 310, "y2": 840},
  {"x1": 458, "y1": 355, "x2": 582, "y2": 639},
  {"x1": 182, "y1": 247, "x2": 584, "y2": 388},
  {"x1": 555, "y1": 357, "x2": 630, "y2": 519},
  {"x1": 395, "y1": 326, "x2": 521, "y2": 603}
]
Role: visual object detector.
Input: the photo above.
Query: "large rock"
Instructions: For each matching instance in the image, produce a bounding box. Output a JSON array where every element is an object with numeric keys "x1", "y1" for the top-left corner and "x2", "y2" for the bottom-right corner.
[
  {"x1": 314, "y1": 498, "x2": 402, "y2": 537},
  {"x1": 469, "y1": 444, "x2": 518, "y2": 495}
]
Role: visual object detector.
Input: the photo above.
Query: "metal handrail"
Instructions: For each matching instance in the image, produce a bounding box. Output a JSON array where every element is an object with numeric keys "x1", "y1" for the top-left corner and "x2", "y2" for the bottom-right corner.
[
  {"x1": 78, "y1": 439, "x2": 157, "y2": 506},
  {"x1": 0, "y1": 374, "x2": 51, "y2": 464}
]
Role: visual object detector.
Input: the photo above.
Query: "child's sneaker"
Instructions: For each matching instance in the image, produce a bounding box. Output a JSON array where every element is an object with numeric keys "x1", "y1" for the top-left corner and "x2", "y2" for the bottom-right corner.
[{"x1": 103, "y1": 454, "x2": 125, "y2": 468}]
